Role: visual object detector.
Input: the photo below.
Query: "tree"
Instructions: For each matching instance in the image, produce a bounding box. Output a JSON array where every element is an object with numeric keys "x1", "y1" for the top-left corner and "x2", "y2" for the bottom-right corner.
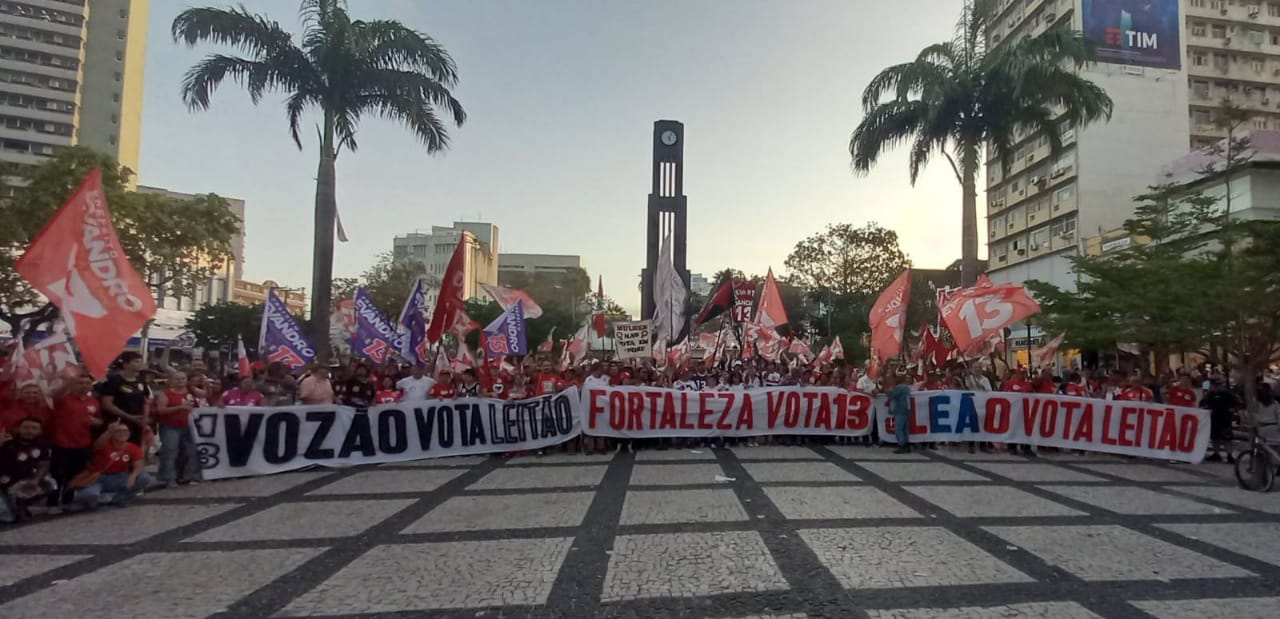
[
  {"x1": 331, "y1": 278, "x2": 359, "y2": 302},
  {"x1": 501, "y1": 268, "x2": 591, "y2": 315},
  {"x1": 358, "y1": 252, "x2": 434, "y2": 318},
  {"x1": 185, "y1": 302, "x2": 263, "y2": 353},
  {"x1": 784, "y1": 222, "x2": 910, "y2": 297},
  {"x1": 850, "y1": 0, "x2": 1112, "y2": 286},
  {"x1": 0, "y1": 147, "x2": 240, "y2": 343},
  {"x1": 173, "y1": 0, "x2": 466, "y2": 362}
]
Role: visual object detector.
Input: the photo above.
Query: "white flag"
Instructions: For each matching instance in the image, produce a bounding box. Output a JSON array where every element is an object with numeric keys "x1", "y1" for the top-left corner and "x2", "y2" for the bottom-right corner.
[{"x1": 651, "y1": 233, "x2": 687, "y2": 345}]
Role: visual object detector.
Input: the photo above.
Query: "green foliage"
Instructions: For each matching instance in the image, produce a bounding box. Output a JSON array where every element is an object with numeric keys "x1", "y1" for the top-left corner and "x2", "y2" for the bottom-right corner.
[
  {"x1": 185, "y1": 302, "x2": 263, "y2": 353},
  {"x1": 501, "y1": 268, "x2": 591, "y2": 314},
  {"x1": 784, "y1": 222, "x2": 910, "y2": 297},
  {"x1": 358, "y1": 252, "x2": 434, "y2": 318}
]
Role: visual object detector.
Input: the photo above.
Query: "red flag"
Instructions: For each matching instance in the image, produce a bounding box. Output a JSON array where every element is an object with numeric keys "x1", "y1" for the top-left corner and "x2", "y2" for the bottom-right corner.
[
  {"x1": 537, "y1": 326, "x2": 556, "y2": 353},
  {"x1": 481, "y1": 283, "x2": 544, "y2": 319},
  {"x1": 869, "y1": 269, "x2": 911, "y2": 361},
  {"x1": 14, "y1": 169, "x2": 156, "y2": 378},
  {"x1": 449, "y1": 311, "x2": 480, "y2": 339},
  {"x1": 940, "y1": 281, "x2": 1041, "y2": 352},
  {"x1": 236, "y1": 335, "x2": 251, "y2": 378},
  {"x1": 592, "y1": 276, "x2": 607, "y2": 338},
  {"x1": 788, "y1": 338, "x2": 814, "y2": 362},
  {"x1": 830, "y1": 335, "x2": 845, "y2": 360},
  {"x1": 816, "y1": 344, "x2": 833, "y2": 365},
  {"x1": 693, "y1": 280, "x2": 733, "y2": 328},
  {"x1": 427, "y1": 238, "x2": 468, "y2": 343},
  {"x1": 1031, "y1": 333, "x2": 1066, "y2": 367},
  {"x1": 754, "y1": 268, "x2": 788, "y2": 329}
]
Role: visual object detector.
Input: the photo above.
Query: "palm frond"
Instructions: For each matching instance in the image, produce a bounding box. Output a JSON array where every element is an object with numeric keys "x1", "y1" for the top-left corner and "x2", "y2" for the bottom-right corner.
[
  {"x1": 355, "y1": 93, "x2": 449, "y2": 153},
  {"x1": 850, "y1": 100, "x2": 931, "y2": 175},
  {"x1": 352, "y1": 20, "x2": 460, "y2": 86},
  {"x1": 180, "y1": 54, "x2": 298, "y2": 110},
  {"x1": 172, "y1": 6, "x2": 295, "y2": 57}
]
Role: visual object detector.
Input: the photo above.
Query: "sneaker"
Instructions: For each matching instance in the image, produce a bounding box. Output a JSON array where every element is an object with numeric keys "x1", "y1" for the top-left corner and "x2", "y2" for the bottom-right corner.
[{"x1": 892, "y1": 447, "x2": 911, "y2": 454}]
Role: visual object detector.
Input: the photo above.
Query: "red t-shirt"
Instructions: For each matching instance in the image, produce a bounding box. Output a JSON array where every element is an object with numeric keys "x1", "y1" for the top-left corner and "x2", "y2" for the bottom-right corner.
[
  {"x1": 1063, "y1": 383, "x2": 1087, "y2": 397},
  {"x1": 1116, "y1": 386, "x2": 1155, "y2": 402},
  {"x1": 1001, "y1": 380, "x2": 1032, "y2": 393},
  {"x1": 157, "y1": 389, "x2": 194, "y2": 429},
  {"x1": 1166, "y1": 386, "x2": 1197, "y2": 407},
  {"x1": 1033, "y1": 379, "x2": 1057, "y2": 394},
  {"x1": 90, "y1": 441, "x2": 143, "y2": 474},
  {"x1": 222, "y1": 389, "x2": 264, "y2": 407},
  {"x1": 429, "y1": 383, "x2": 455, "y2": 399},
  {"x1": 0, "y1": 401, "x2": 49, "y2": 433},
  {"x1": 489, "y1": 378, "x2": 510, "y2": 400},
  {"x1": 51, "y1": 394, "x2": 100, "y2": 448},
  {"x1": 534, "y1": 373, "x2": 561, "y2": 396},
  {"x1": 375, "y1": 389, "x2": 402, "y2": 404}
]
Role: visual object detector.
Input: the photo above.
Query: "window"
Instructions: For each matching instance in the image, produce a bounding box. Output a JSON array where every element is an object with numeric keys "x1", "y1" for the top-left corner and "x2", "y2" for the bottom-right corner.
[
  {"x1": 1213, "y1": 53, "x2": 1229, "y2": 69},
  {"x1": 1212, "y1": 24, "x2": 1226, "y2": 39},
  {"x1": 112, "y1": 92, "x2": 120, "y2": 103},
  {"x1": 1054, "y1": 185, "x2": 1075, "y2": 204},
  {"x1": 1193, "y1": 80, "x2": 1211, "y2": 99},
  {"x1": 1194, "y1": 109, "x2": 1212, "y2": 125},
  {"x1": 1193, "y1": 23, "x2": 1207, "y2": 37},
  {"x1": 1254, "y1": 117, "x2": 1268, "y2": 129},
  {"x1": 1253, "y1": 58, "x2": 1266, "y2": 73},
  {"x1": 110, "y1": 113, "x2": 118, "y2": 125},
  {"x1": 1190, "y1": 0, "x2": 1204, "y2": 7},
  {"x1": 115, "y1": 50, "x2": 123, "y2": 61},
  {"x1": 117, "y1": 30, "x2": 125, "y2": 40},
  {"x1": 1194, "y1": 52, "x2": 1208, "y2": 66},
  {"x1": 1030, "y1": 227, "x2": 1050, "y2": 250},
  {"x1": 113, "y1": 71, "x2": 121, "y2": 82},
  {"x1": 1209, "y1": 1, "x2": 1224, "y2": 10},
  {"x1": 1251, "y1": 30, "x2": 1265, "y2": 46},
  {"x1": 1272, "y1": 3, "x2": 1280, "y2": 17}
]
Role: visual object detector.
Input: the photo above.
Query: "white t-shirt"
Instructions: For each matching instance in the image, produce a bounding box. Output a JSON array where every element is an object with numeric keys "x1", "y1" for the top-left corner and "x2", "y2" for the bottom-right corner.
[
  {"x1": 397, "y1": 376, "x2": 436, "y2": 402},
  {"x1": 673, "y1": 380, "x2": 698, "y2": 391},
  {"x1": 856, "y1": 375, "x2": 877, "y2": 393},
  {"x1": 584, "y1": 375, "x2": 612, "y2": 389}
]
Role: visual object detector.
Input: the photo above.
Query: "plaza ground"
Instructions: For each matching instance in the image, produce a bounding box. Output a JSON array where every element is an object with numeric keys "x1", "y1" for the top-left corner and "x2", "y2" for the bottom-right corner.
[{"x1": 0, "y1": 446, "x2": 1278, "y2": 618}]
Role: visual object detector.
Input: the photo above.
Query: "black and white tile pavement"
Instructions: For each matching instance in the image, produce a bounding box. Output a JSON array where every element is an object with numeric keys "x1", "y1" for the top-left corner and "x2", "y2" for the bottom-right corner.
[{"x1": 0, "y1": 446, "x2": 1279, "y2": 618}]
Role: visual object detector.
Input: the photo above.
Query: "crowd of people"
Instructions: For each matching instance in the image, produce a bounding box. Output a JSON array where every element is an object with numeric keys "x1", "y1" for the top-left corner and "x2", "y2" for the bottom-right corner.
[{"x1": 3, "y1": 345, "x2": 1279, "y2": 525}]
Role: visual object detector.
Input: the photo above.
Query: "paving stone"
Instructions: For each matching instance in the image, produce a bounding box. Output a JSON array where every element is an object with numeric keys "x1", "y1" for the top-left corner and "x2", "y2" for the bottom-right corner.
[
  {"x1": 906, "y1": 486, "x2": 1087, "y2": 518},
  {"x1": 727, "y1": 615, "x2": 809, "y2": 619},
  {"x1": 403, "y1": 492, "x2": 595, "y2": 532},
  {"x1": 0, "y1": 503, "x2": 239, "y2": 546},
  {"x1": 635, "y1": 448, "x2": 717, "y2": 461},
  {"x1": 856, "y1": 461, "x2": 992, "y2": 482},
  {"x1": 801, "y1": 527, "x2": 1032, "y2": 588},
  {"x1": 470, "y1": 465, "x2": 607, "y2": 489},
  {"x1": 1132, "y1": 597, "x2": 1280, "y2": 619},
  {"x1": 281, "y1": 538, "x2": 574, "y2": 613},
  {"x1": 507, "y1": 452, "x2": 616, "y2": 464},
  {"x1": 619, "y1": 489, "x2": 749, "y2": 525},
  {"x1": 628, "y1": 462, "x2": 726, "y2": 485},
  {"x1": 1071, "y1": 463, "x2": 1213, "y2": 484},
  {"x1": 380, "y1": 455, "x2": 492, "y2": 467},
  {"x1": 0, "y1": 554, "x2": 89, "y2": 586},
  {"x1": 868, "y1": 602, "x2": 1102, "y2": 618},
  {"x1": 985, "y1": 525, "x2": 1254, "y2": 581},
  {"x1": 827, "y1": 446, "x2": 930, "y2": 460},
  {"x1": 763, "y1": 486, "x2": 919, "y2": 520},
  {"x1": 144, "y1": 472, "x2": 334, "y2": 498},
  {"x1": 965, "y1": 462, "x2": 1109, "y2": 483},
  {"x1": 0, "y1": 548, "x2": 322, "y2": 618},
  {"x1": 1037, "y1": 485, "x2": 1228, "y2": 515},
  {"x1": 601, "y1": 532, "x2": 788, "y2": 600},
  {"x1": 1167, "y1": 484, "x2": 1280, "y2": 513},
  {"x1": 932, "y1": 449, "x2": 1026, "y2": 462},
  {"x1": 732, "y1": 446, "x2": 823, "y2": 460},
  {"x1": 308, "y1": 469, "x2": 465, "y2": 495},
  {"x1": 187, "y1": 499, "x2": 413, "y2": 542},
  {"x1": 740, "y1": 461, "x2": 861, "y2": 483},
  {"x1": 1158, "y1": 522, "x2": 1280, "y2": 567}
]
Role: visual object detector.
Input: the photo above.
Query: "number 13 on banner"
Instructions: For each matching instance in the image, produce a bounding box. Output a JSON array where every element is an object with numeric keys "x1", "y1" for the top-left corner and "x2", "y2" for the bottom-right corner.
[
  {"x1": 941, "y1": 285, "x2": 1040, "y2": 352},
  {"x1": 957, "y1": 295, "x2": 1013, "y2": 338}
]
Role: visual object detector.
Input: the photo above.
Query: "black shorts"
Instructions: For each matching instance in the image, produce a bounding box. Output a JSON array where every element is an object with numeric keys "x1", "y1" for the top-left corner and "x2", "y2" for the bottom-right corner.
[{"x1": 1210, "y1": 410, "x2": 1234, "y2": 441}]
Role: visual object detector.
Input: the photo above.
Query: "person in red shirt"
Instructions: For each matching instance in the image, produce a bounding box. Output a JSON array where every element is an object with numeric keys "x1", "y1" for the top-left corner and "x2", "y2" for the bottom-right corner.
[
  {"x1": 71, "y1": 421, "x2": 152, "y2": 510},
  {"x1": 152, "y1": 372, "x2": 198, "y2": 488},
  {"x1": 47, "y1": 370, "x2": 101, "y2": 508},
  {"x1": 1116, "y1": 375, "x2": 1155, "y2": 402},
  {"x1": 1032, "y1": 369, "x2": 1058, "y2": 394},
  {"x1": 1, "y1": 383, "x2": 50, "y2": 433},
  {"x1": 374, "y1": 376, "x2": 402, "y2": 404},
  {"x1": 1000, "y1": 369, "x2": 1032, "y2": 393},
  {"x1": 1165, "y1": 375, "x2": 1198, "y2": 407},
  {"x1": 429, "y1": 370, "x2": 456, "y2": 399},
  {"x1": 533, "y1": 361, "x2": 561, "y2": 396},
  {"x1": 1062, "y1": 372, "x2": 1088, "y2": 397}
]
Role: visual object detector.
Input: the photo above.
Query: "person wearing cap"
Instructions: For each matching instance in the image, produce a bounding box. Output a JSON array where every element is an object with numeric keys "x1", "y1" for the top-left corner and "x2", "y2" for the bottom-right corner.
[
  {"x1": 429, "y1": 369, "x2": 456, "y2": 399},
  {"x1": 886, "y1": 371, "x2": 914, "y2": 454},
  {"x1": 298, "y1": 365, "x2": 336, "y2": 405}
]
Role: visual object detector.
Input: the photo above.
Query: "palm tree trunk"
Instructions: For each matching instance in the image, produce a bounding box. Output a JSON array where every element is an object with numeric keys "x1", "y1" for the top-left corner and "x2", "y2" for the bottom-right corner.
[
  {"x1": 960, "y1": 142, "x2": 980, "y2": 286},
  {"x1": 309, "y1": 109, "x2": 338, "y2": 363}
]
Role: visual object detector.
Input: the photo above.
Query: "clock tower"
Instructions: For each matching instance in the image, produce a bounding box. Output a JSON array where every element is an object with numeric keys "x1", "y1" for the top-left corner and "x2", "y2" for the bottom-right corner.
[{"x1": 641, "y1": 120, "x2": 690, "y2": 331}]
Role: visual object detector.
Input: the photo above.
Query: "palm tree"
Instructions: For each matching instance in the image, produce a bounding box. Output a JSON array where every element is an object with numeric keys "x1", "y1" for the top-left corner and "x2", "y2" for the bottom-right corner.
[
  {"x1": 850, "y1": 0, "x2": 1112, "y2": 286},
  {"x1": 172, "y1": 0, "x2": 465, "y2": 360}
]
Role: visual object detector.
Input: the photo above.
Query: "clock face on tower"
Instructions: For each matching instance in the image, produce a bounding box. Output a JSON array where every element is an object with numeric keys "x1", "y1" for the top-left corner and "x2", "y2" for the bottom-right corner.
[{"x1": 660, "y1": 130, "x2": 678, "y2": 146}]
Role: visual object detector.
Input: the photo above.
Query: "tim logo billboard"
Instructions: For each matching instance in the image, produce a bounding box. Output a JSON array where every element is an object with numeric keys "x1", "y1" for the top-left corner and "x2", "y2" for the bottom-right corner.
[{"x1": 1082, "y1": 0, "x2": 1181, "y2": 70}]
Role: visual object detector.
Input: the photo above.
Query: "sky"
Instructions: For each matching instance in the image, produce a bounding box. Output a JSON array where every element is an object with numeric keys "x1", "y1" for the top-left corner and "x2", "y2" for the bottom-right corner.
[{"x1": 139, "y1": 0, "x2": 969, "y2": 316}]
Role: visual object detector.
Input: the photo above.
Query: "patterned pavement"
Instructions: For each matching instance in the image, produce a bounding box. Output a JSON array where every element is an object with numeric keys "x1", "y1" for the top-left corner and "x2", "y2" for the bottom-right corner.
[{"x1": 1, "y1": 445, "x2": 1279, "y2": 618}]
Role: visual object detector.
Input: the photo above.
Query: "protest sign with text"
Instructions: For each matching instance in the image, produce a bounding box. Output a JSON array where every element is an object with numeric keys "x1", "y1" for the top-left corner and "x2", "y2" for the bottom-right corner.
[
  {"x1": 192, "y1": 387, "x2": 584, "y2": 479},
  {"x1": 614, "y1": 321, "x2": 652, "y2": 360},
  {"x1": 583, "y1": 386, "x2": 874, "y2": 438},
  {"x1": 873, "y1": 390, "x2": 1210, "y2": 463}
]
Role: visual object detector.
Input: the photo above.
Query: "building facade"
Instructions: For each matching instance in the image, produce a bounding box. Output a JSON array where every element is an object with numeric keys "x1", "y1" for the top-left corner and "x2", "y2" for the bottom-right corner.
[
  {"x1": 497, "y1": 253, "x2": 582, "y2": 281},
  {"x1": 232, "y1": 279, "x2": 308, "y2": 315},
  {"x1": 0, "y1": 0, "x2": 147, "y2": 174},
  {"x1": 984, "y1": 0, "x2": 1190, "y2": 292},
  {"x1": 392, "y1": 222, "x2": 499, "y2": 304},
  {"x1": 1185, "y1": 0, "x2": 1280, "y2": 149},
  {"x1": 137, "y1": 185, "x2": 245, "y2": 312}
]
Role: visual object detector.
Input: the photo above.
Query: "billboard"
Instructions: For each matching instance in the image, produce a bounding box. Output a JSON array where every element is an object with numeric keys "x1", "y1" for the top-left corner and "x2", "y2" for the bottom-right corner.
[{"x1": 1082, "y1": 0, "x2": 1181, "y2": 70}]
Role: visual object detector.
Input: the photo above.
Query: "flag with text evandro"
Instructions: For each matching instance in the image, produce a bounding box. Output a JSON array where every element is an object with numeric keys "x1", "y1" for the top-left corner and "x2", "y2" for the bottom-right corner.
[{"x1": 260, "y1": 288, "x2": 316, "y2": 370}]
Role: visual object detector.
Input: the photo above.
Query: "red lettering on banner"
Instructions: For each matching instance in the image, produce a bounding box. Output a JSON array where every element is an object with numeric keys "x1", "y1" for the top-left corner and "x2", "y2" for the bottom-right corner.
[
  {"x1": 1072, "y1": 404, "x2": 1094, "y2": 442},
  {"x1": 1102, "y1": 405, "x2": 1119, "y2": 446},
  {"x1": 1143, "y1": 409, "x2": 1162, "y2": 449},
  {"x1": 608, "y1": 391, "x2": 626, "y2": 430},
  {"x1": 627, "y1": 392, "x2": 644, "y2": 431},
  {"x1": 1120, "y1": 407, "x2": 1140, "y2": 447},
  {"x1": 698, "y1": 393, "x2": 714, "y2": 430},
  {"x1": 802, "y1": 392, "x2": 819, "y2": 427},
  {"x1": 716, "y1": 393, "x2": 735, "y2": 430},
  {"x1": 1021, "y1": 398, "x2": 1039, "y2": 437},
  {"x1": 784, "y1": 392, "x2": 801, "y2": 428},
  {"x1": 1133, "y1": 407, "x2": 1147, "y2": 447},
  {"x1": 845, "y1": 393, "x2": 871, "y2": 431},
  {"x1": 909, "y1": 398, "x2": 927, "y2": 435},
  {"x1": 767, "y1": 392, "x2": 784, "y2": 428},
  {"x1": 815, "y1": 394, "x2": 832, "y2": 430},
  {"x1": 660, "y1": 392, "x2": 677, "y2": 430},
  {"x1": 678, "y1": 392, "x2": 695, "y2": 430},
  {"x1": 1157, "y1": 410, "x2": 1178, "y2": 451},
  {"x1": 736, "y1": 395, "x2": 755, "y2": 429},
  {"x1": 985, "y1": 398, "x2": 1011, "y2": 434},
  {"x1": 589, "y1": 390, "x2": 606, "y2": 429},
  {"x1": 1059, "y1": 400, "x2": 1081, "y2": 440},
  {"x1": 1038, "y1": 400, "x2": 1058, "y2": 438},
  {"x1": 1178, "y1": 415, "x2": 1198, "y2": 453},
  {"x1": 646, "y1": 391, "x2": 662, "y2": 429}
]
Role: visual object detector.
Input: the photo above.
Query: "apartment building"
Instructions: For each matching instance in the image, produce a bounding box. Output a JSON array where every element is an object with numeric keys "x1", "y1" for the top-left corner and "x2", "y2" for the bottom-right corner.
[
  {"x1": 392, "y1": 222, "x2": 500, "y2": 305},
  {"x1": 1186, "y1": 0, "x2": 1280, "y2": 148},
  {"x1": 137, "y1": 184, "x2": 246, "y2": 312},
  {"x1": 0, "y1": 0, "x2": 147, "y2": 173},
  {"x1": 984, "y1": 0, "x2": 1189, "y2": 291}
]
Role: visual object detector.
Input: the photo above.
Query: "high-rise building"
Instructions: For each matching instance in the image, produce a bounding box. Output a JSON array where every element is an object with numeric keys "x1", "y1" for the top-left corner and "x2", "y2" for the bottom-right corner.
[
  {"x1": 1185, "y1": 0, "x2": 1280, "y2": 149},
  {"x1": 984, "y1": 0, "x2": 1189, "y2": 291},
  {"x1": 0, "y1": 0, "x2": 147, "y2": 175},
  {"x1": 497, "y1": 253, "x2": 582, "y2": 282},
  {"x1": 392, "y1": 222, "x2": 499, "y2": 305},
  {"x1": 137, "y1": 185, "x2": 245, "y2": 311}
]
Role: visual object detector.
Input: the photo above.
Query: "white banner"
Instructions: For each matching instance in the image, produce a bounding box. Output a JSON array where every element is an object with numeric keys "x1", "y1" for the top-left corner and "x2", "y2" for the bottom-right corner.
[
  {"x1": 582, "y1": 385, "x2": 875, "y2": 438},
  {"x1": 873, "y1": 390, "x2": 1210, "y2": 463},
  {"x1": 191, "y1": 387, "x2": 584, "y2": 480},
  {"x1": 614, "y1": 321, "x2": 651, "y2": 359}
]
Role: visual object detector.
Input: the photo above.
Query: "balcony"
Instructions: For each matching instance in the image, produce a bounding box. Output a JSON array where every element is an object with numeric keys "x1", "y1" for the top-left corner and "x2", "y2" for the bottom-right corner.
[{"x1": 1187, "y1": 2, "x2": 1278, "y2": 26}]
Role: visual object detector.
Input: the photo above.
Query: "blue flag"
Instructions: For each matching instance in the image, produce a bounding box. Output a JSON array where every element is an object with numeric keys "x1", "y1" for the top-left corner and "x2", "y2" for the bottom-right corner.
[
  {"x1": 351, "y1": 287, "x2": 404, "y2": 364},
  {"x1": 398, "y1": 278, "x2": 430, "y2": 365},
  {"x1": 258, "y1": 288, "x2": 317, "y2": 370},
  {"x1": 482, "y1": 300, "x2": 527, "y2": 357}
]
